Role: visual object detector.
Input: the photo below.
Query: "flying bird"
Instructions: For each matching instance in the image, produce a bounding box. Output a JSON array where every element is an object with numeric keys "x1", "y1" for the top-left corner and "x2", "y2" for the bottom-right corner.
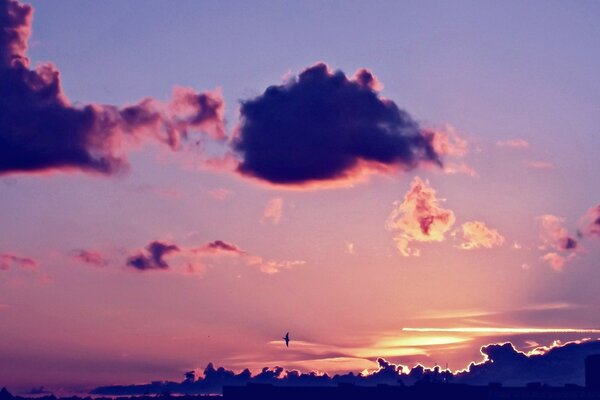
[{"x1": 283, "y1": 332, "x2": 290, "y2": 347}]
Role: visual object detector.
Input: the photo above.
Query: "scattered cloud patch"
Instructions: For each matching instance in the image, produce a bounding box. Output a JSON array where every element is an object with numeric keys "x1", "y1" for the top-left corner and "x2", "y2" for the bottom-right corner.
[
  {"x1": 442, "y1": 162, "x2": 478, "y2": 177},
  {"x1": 193, "y1": 240, "x2": 303, "y2": 274},
  {"x1": 429, "y1": 127, "x2": 468, "y2": 158},
  {"x1": 70, "y1": 249, "x2": 108, "y2": 267},
  {"x1": 539, "y1": 216, "x2": 574, "y2": 255},
  {"x1": 458, "y1": 221, "x2": 505, "y2": 250},
  {"x1": 579, "y1": 204, "x2": 600, "y2": 238},
  {"x1": 0, "y1": 252, "x2": 37, "y2": 270},
  {"x1": 126, "y1": 239, "x2": 302, "y2": 275},
  {"x1": 540, "y1": 252, "x2": 569, "y2": 272},
  {"x1": 538, "y1": 214, "x2": 578, "y2": 270},
  {"x1": 427, "y1": 127, "x2": 476, "y2": 177}
]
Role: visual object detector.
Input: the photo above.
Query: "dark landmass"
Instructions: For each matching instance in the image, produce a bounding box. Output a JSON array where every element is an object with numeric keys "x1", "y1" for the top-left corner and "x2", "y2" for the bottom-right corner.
[
  {"x1": 0, "y1": 388, "x2": 219, "y2": 400},
  {"x1": 6, "y1": 382, "x2": 600, "y2": 400},
  {"x1": 225, "y1": 382, "x2": 600, "y2": 399}
]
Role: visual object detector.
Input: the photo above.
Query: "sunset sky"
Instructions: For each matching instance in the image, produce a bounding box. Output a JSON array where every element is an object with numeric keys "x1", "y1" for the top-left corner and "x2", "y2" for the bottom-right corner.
[{"x1": 1, "y1": 0, "x2": 600, "y2": 394}]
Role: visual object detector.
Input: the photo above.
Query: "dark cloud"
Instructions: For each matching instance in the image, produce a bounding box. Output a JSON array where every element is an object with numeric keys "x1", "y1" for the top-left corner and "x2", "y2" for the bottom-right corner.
[
  {"x1": 91, "y1": 339, "x2": 600, "y2": 395},
  {"x1": 454, "y1": 340, "x2": 599, "y2": 386},
  {"x1": 0, "y1": 0, "x2": 224, "y2": 176},
  {"x1": 126, "y1": 241, "x2": 180, "y2": 271},
  {"x1": 198, "y1": 240, "x2": 245, "y2": 254},
  {"x1": 233, "y1": 63, "x2": 440, "y2": 186},
  {"x1": 558, "y1": 237, "x2": 578, "y2": 250}
]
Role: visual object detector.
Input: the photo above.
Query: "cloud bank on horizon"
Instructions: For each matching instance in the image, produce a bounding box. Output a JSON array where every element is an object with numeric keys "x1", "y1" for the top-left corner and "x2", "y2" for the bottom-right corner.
[{"x1": 91, "y1": 338, "x2": 600, "y2": 395}]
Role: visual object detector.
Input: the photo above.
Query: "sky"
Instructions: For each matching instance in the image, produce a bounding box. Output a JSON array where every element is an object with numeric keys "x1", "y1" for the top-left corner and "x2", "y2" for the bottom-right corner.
[{"x1": 1, "y1": 0, "x2": 600, "y2": 394}]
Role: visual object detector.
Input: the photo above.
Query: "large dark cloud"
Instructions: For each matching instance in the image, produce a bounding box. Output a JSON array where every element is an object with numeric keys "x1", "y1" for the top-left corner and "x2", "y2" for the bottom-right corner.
[
  {"x1": 454, "y1": 340, "x2": 599, "y2": 386},
  {"x1": 126, "y1": 241, "x2": 180, "y2": 271},
  {"x1": 233, "y1": 63, "x2": 440, "y2": 186},
  {"x1": 0, "y1": 0, "x2": 224, "y2": 176},
  {"x1": 91, "y1": 339, "x2": 600, "y2": 395}
]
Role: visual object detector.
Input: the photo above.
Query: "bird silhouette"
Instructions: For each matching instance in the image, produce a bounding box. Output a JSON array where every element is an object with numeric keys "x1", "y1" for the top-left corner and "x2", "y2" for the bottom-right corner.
[{"x1": 283, "y1": 332, "x2": 290, "y2": 347}]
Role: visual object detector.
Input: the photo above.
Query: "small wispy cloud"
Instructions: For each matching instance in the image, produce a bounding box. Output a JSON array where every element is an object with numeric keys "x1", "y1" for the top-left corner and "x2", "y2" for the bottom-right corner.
[
  {"x1": 527, "y1": 161, "x2": 555, "y2": 170},
  {"x1": 345, "y1": 242, "x2": 355, "y2": 255},
  {"x1": 458, "y1": 221, "x2": 505, "y2": 250},
  {"x1": 0, "y1": 253, "x2": 37, "y2": 271},
  {"x1": 209, "y1": 188, "x2": 234, "y2": 200},
  {"x1": 261, "y1": 197, "x2": 284, "y2": 224},
  {"x1": 496, "y1": 139, "x2": 530, "y2": 149}
]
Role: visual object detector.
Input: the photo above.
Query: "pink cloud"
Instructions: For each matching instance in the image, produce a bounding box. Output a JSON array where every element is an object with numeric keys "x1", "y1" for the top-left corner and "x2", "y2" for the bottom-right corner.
[
  {"x1": 386, "y1": 177, "x2": 456, "y2": 256},
  {"x1": 191, "y1": 240, "x2": 303, "y2": 275},
  {"x1": 538, "y1": 214, "x2": 578, "y2": 251},
  {"x1": 442, "y1": 162, "x2": 478, "y2": 177},
  {"x1": 540, "y1": 252, "x2": 568, "y2": 272},
  {"x1": 428, "y1": 127, "x2": 468, "y2": 157},
  {"x1": 0, "y1": 253, "x2": 37, "y2": 271},
  {"x1": 426, "y1": 127, "x2": 477, "y2": 177},
  {"x1": 538, "y1": 214, "x2": 579, "y2": 270},
  {"x1": 579, "y1": 204, "x2": 600, "y2": 238},
  {"x1": 458, "y1": 221, "x2": 505, "y2": 250},
  {"x1": 527, "y1": 161, "x2": 555, "y2": 170},
  {"x1": 70, "y1": 250, "x2": 108, "y2": 267},
  {"x1": 496, "y1": 139, "x2": 530, "y2": 149}
]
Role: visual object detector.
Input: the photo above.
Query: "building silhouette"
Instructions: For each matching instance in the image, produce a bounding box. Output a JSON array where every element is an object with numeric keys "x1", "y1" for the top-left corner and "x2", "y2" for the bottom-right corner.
[{"x1": 587, "y1": 355, "x2": 600, "y2": 389}]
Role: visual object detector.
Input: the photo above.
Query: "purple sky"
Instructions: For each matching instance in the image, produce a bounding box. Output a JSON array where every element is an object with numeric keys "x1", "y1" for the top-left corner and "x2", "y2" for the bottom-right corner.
[{"x1": 1, "y1": 0, "x2": 600, "y2": 394}]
